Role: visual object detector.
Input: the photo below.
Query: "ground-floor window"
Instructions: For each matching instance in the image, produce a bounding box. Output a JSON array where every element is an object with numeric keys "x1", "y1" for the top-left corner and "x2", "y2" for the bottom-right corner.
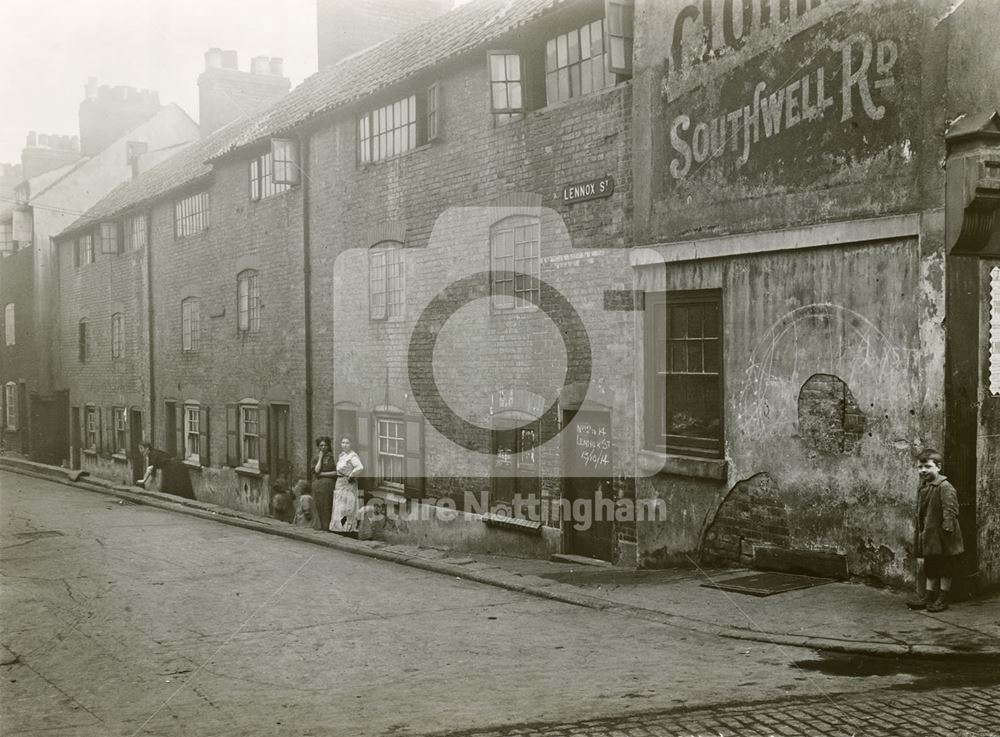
[
  {"x1": 113, "y1": 407, "x2": 127, "y2": 454},
  {"x1": 3, "y1": 382, "x2": 16, "y2": 429},
  {"x1": 85, "y1": 406, "x2": 98, "y2": 450},
  {"x1": 241, "y1": 403, "x2": 260, "y2": 467},
  {"x1": 375, "y1": 416, "x2": 405, "y2": 490},
  {"x1": 184, "y1": 404, "x2": 200, "y2": 464},
  {"x1": 491, "y1": 419, "x2": 540, "y2": 510},
  {"x1": 644, "y1": 290, "x2": 723, "y2": 457}
]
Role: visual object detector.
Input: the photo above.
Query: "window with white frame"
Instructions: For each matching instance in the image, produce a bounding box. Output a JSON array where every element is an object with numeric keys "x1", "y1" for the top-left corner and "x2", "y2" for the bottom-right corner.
[
  {"x1": 376, "y1": 416, "x2": 405, "y2": 490},
  {"x1": 81, "y1": 234, "x2": 95, "y2": 265},
  {"x1": 488, "y1": 2, "x2": 632, "y2": 123},
  {"x1": 125, "y1": 213, "x2": 147, "y2": 250},
  {"x1": 113, "y1": 407, "x2": 127, "y2": 454},
  {"x1": 250, "y1": 140, "x2": 299, "y2": 200},
  {"x1": 184, "y1": 403, "x2": 201, "y2": 463},
  {"x1": 3, "y1": 383, "x2": 16, "y2": 430},
  {"x1": 488, "y1": 52, "x2": 524, "y2": 125},
  {"x1": 272, "y1": 139, "x2": 300, "y2": 186},
  {"x1": 85, "y1": 405, "x2": 97, "y2": 450},
  {"x1": 182, "y1": 298, "x2": 200, "y2": 352},
  {"x1": 4, "y1": 303, "x2": 13, "y2": 346},
  {"x1": 369, "y1": 242, "x2": 404, "y2": 321},
  {"x1": 240, "y1": 402, "x2": 260, "y2": 466},
  {"x1": 99, "y1": 222, "x2": 119, "y2": 254},
  {"x1": 544, "y1": 19, "x2": 614, "y2": 104},
  {"x1": 111, "y1": 313, "x2": 124, "y2": 359},
  {"x1": 237, "y1": 270, "x2": 260, "y2": 333},
  {"x1": 359, "y1": 95, "x2": 417, "y2": 163},
  {"x1": 175, "y1": 192, "x2": 210, "y2": 238},
  {"x1": 490, "y1": 216, "x2": 540, "y2": 310}
]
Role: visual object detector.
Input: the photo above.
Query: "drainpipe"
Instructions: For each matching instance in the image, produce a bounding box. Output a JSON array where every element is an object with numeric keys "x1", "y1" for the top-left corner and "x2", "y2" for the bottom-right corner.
[
  {"x1": 145, "y1": 211, "x2": 156, "y2": 444},
  {"x1": 301, "y1": 132, "x2": 314, "y2": 464}
]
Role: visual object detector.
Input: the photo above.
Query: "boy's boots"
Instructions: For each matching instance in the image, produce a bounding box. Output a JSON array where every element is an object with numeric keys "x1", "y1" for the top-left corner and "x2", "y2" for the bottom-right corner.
[
  {"x1": 906, "y1": 590, "x2": 932, "y2": 610},
  {"x1": 927, "y1": 590, "x2": 949, "y2": 613}
]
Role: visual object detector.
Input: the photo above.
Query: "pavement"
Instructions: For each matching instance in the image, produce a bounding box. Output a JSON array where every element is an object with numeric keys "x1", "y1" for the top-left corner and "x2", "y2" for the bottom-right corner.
[{"x1": 3, "y1": 454, "x2": 998, "y2": 662}]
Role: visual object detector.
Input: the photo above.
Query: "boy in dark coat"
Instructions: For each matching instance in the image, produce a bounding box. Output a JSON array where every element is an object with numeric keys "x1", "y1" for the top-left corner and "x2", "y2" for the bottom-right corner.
[{"x1": 907, "y1": 448, "x2": 964, "y2": 612}]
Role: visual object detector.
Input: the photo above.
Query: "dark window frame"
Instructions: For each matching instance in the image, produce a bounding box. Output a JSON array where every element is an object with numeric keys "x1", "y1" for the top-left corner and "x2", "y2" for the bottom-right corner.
[
  {"x1": 490, "y1": 216, "x2": 541, "y2": 311},
  {"x1": 368, "y1": 241, "x2": 405, "y2": 321},
  {"x1": 644, "y1": 290, "x2": 724, "y2": 458},
  {"x1": 174, "y1": 191, "x2": 210, "y2": 239}
]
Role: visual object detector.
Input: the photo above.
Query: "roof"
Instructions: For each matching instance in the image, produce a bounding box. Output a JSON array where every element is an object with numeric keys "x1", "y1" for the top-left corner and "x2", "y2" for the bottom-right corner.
[
  {"x1": 58, "y1": 119, "x2": 244, "y2": 238},
  {"x1": 212, "y1": 0, "x2": 564, "y2": 159}
]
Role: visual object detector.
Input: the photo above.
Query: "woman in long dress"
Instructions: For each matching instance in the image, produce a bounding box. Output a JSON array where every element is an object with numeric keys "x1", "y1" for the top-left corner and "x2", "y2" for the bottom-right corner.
[
  {"x1": 330, "y1": 435, "x2": 364, "y2": 533},
  {"x1": 311, "y1": 436, "x2": 336, "y2": 531}
]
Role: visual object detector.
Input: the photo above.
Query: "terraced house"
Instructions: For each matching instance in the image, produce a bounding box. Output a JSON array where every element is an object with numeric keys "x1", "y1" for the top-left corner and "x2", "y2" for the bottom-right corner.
[{"x1": 41, "y1": 0, "x2": 1000, "y2": 590}]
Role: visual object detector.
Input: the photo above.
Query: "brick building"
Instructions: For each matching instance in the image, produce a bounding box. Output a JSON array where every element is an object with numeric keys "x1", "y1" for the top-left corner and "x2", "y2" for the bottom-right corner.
[{"x1": 43, "y1": 0, "x2": 1000, "y2": 587}]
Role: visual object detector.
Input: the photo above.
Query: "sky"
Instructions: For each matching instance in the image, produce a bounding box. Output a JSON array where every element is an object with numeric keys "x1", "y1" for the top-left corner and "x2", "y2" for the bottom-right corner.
[{"x1": 0, "y1": 0, "x2": 318, "y2": 165}]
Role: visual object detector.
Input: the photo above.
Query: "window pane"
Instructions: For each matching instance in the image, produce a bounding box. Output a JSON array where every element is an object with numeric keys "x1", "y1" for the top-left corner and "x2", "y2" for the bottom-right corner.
[
  {"x1": 492, "y1": 83, "x2": 509, "y2": 110},
  {"x1": 545, "y1": 39, "x2": 557, "y2": 71},
  {"x1": 490, "y1": 53, "x2": 506, "y2": 80},
  {"x1": 580, "y1": 24, "x2": 592, "y2": 60},
  {"x1": 557, "y1": 35, "x2": 567, "y2": 67},
  {"x1": 505, "y1": 54, "x2": 520, "y2": 80},
  {"x1": 671, "y1": 340, "x2": 687, "y2": 372},
  {"x1": 567, "y1": 29, "x2": 580, "y2": 64},
  {"x1": 508, "y1": 82, "x2": 522, "y2": 110}
]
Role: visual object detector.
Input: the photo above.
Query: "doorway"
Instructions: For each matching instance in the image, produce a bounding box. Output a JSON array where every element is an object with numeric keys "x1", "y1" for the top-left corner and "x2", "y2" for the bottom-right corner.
[
  {"x1": 562, "y1": 408, "x2": 614, "y2": 561},
  {"x1": 129, "y1": 409, "x2": 143, "y2": 485}
]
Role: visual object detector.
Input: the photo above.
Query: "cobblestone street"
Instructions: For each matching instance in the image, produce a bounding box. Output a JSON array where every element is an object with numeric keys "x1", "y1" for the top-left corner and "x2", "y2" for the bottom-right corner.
[{"x1": 417, "y1": 685, "x2": 1000, "y2": 737}]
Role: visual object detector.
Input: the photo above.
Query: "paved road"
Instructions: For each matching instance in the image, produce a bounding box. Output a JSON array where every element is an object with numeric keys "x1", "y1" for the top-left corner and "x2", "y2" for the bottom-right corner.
[{"x1": 1, "y1": 471, "x2": 998, "y2": 737}]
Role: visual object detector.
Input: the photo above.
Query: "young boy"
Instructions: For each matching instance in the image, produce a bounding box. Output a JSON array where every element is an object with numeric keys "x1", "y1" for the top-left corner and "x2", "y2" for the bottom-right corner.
[{"x1": 907, "y1": 449, "x2": 964, "y2": 612}]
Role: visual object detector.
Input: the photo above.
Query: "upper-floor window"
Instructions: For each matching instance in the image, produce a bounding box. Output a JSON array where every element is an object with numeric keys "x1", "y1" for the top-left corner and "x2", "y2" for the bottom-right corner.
[
  {"x1": 250, "y1": 139, "x2": 300, "y2": 200},
  {"x1": 369, "y1": 241, "x2": 404, "y2": 321},
  {"x1": 237, "y1": 270, "x2": 260, "y2": 333},
  {"x1": 358, "y1": 86, "x2": 440, "y2": 164},
  {"x1": 79, "y1": 234, "x2": 95, "y2": 266},
  {"x1": 644, "y1": 290, "x2": 723, "y2": 458},
  {"x1": 490, "y1": 216, "x2": 540, "y2": 310},
  {"x1": 111, "y1": 313, "x2": 124, "y2": 359},
  {"x1": 78, "y1": 318, "x2": 89, "y2": 361},
  {"x1": 0, "y1": 222, "x2": 14, "y2": 255},
  {"x1": 175, "y1": 192, "x2": 210, "y2": 238},
  {"x1": 125, "y1": 213, "x2": 147, "y2": 251},
  {"x1": 99, "y1": 222, "x2": 120, "y2": 255},
  {"x1": 3, "y1": 303, "x2": 13, "y2": 346},
  {"x1": 3, "y1": 383, "x2": 16, "y2": 430},
  {"x1": 488, "y1": 52, "x2": 524, "y2": 125},
  {"x1": 182, "y1": 298, "x2": 200, "y2": 352},
  {"x1": 488, "y1": 1, "x2": 633, "y2": 124},
  {"x1": 545, "y1": 20, "x2": 614, "y2": 105}
]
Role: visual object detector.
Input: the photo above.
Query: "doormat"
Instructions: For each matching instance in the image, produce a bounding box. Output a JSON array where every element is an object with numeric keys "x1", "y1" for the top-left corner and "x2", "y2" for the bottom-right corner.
[{"x1": 701, "y1": 571, "x2": 833, "y2": 597}]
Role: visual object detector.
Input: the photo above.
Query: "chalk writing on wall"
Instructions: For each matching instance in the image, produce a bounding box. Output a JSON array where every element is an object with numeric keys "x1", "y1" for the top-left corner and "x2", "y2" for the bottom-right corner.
[
  {"x1": 575, "y1": 421, "x2": 612, "y2": 472},
  {"x1": 668, "y1": 32, "x2": 899, "y2": 180}
]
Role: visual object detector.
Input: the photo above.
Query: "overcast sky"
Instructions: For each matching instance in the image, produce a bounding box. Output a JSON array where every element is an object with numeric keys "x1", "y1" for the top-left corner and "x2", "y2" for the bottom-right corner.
[{"x1": 0, "y1": 0, "x2": 318, "y2": 165}]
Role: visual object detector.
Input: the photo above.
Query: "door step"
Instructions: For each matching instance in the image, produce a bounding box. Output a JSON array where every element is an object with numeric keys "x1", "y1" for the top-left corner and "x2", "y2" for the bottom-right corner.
[{"x1": 550, "y1": 553, "x2": 615, "y2": 568}]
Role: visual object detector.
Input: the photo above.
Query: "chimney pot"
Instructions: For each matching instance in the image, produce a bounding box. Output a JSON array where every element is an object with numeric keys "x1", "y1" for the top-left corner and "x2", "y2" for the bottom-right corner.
[
  {"x1": 38, "y1": 134, "x2": 49, "y2": 147},
  {"x1": 251, "y1": 55, "x2": 270, "y2": 75},
  {"x1": 221, "y1": 49, "x2": 238, "y2": 69},
  {"x1": 269, "y1": 57, "x2": 284, "y2": 76},
  {"x1": 205, "y1": 47, "x2": 223, "y2": 69},
  {"x1": 26, "y1": 131, "x2": 36, "y2": 147},
  {"x1": 85, "y1": 77, "x2": 99, "y2": 100}
]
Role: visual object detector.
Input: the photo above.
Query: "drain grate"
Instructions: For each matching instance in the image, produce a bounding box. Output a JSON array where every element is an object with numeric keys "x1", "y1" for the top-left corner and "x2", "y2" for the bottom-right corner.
[{"x1": 701, "y1": 571, "x2": 833, "y2": 597}]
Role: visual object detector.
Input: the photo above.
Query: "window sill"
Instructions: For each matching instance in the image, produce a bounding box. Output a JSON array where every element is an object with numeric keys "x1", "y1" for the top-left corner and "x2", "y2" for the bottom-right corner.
[
  {"x1": 638, "y1": 450, "x2": 727, "y2": 481},
  {"x1": 82, "y1": 449, "x2": 98, "y2": 457},
  {"x1": 370, "y1": 488, "x2": 407, "y2": 506},
  {"x1": 183, "y1": 459, "x2": 202, "y2": 470},
  {"x1": 250, "y1": 186, "x2": 298, "y2": 204},
  {"x1": 358, "y1": 141, "x2": 434, "y2": 168},
  {"x1": 234, "y1": 464, "x2": 262, "y2": 478},
  {"x1": 480, "y1": 512, "x2": 543, "y2": 534},
  {"x1": 111, "y1": 452, "x2": 128, "y2": 462}
]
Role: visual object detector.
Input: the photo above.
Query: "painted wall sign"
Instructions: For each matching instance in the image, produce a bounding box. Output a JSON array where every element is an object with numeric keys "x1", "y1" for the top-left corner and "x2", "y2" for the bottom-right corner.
[
  {"x1": 668, "y1": 31, "x2": 899, "y2": 180},
  {"x1": 562, "y1": 175, "x2": 615, "y2": 204}
]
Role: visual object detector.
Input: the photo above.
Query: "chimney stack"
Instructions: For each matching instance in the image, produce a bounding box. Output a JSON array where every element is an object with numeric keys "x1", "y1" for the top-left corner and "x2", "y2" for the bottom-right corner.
[
  {"x1": 198, "y1": 47, "x2": 291, "y2": 135},
  {"x1": 21, "y1": 128, "x2": 83, "y2": 180}
]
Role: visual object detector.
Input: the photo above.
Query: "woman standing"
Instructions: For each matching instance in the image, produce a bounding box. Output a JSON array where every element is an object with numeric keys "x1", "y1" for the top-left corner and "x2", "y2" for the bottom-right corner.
[
  {"x1": 312, "y1": 436, "x2": 336, "y2": 531},
  {"x1": 136, "y1": 440, "x2": 195, "y2": 499},
  {"x1": 330, "y1": 435, "x2": 364, "y2": 533}
]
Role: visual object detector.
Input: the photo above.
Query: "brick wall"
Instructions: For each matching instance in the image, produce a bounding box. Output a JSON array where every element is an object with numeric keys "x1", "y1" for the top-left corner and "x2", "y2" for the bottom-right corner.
[
  {"x1": 307, "y1": 50, "x2": 636, "y2": 559},
  {"x1": 0, "y1": 247, "x2": 37, "y2": 453},
  {"x1": 149, "y1": 157, "x2": 307, "y2": 514}
]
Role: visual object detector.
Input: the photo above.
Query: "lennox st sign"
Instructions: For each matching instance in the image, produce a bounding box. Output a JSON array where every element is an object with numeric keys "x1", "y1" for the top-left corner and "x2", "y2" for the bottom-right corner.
[{"x1": 562, "y1": 175, "x2": 615, "y2": 204}]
